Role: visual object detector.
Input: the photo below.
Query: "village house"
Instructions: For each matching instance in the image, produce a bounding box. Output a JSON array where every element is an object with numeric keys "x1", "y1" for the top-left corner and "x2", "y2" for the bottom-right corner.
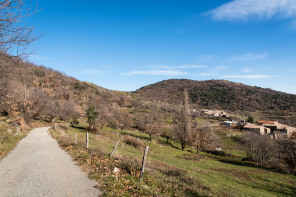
[
  {"x1": 202, "y1": 109, "x2": 230, "y2": 118},
  {"x1": 257, "y1": 121, "x2": 296, "y2": 138},
  {"x1": 243, "y1": 123, "x2": 271, "y2": 135}
]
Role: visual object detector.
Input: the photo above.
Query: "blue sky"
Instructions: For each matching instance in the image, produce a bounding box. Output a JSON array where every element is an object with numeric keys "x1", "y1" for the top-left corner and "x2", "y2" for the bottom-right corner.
[{"x1": 27, "y1": 0, "x2": 296, "y2": 94}]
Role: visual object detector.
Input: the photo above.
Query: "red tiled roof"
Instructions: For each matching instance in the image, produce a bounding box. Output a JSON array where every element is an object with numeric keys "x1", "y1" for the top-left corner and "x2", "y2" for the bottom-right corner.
[{"x1": 258, "y1": 121, "x2": 277, "y2": 124}]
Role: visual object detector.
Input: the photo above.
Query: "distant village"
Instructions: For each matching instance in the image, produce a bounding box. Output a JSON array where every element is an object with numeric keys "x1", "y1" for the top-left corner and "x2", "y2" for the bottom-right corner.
[{"x1": 200, "y1": 109, "x2": 296, "y2": 139}]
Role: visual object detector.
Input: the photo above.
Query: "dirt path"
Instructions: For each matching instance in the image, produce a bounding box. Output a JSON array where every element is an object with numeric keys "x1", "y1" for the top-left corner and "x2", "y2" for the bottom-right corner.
[{"x1": 0, "y1": 127, "x2": 102, "y2": 197}]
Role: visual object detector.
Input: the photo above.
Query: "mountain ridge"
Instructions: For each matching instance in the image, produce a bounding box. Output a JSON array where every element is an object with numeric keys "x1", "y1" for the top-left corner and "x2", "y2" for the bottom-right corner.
[
  {"x1": 1, "y1": 52, "x2": 296, "y2": 127},
  {"x1": 134, "y1": 79, "x2": 296, "y2": 126}
]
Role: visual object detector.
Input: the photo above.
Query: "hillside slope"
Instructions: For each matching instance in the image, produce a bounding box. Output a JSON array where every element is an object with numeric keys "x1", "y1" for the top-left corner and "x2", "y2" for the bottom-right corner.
[
  {"x1": 135, "y1": 79, "x2": 296, "y2": 125},
  {"x1": 1, "y1": 52, "x2": 296, "y2": 127},
  {"x1": 135, "y1": 79, "x2": 296, "y2": 111},
  {"x1": 0, "y1": 52, "x2": 135, "y2": 129}
]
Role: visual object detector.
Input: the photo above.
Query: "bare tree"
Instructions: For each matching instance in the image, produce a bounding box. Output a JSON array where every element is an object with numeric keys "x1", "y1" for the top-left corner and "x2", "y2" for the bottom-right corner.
[
  {"x1": 113, "y1": 109, "x2": 131, "y2": 130},
  {"x1": 160, "y1": 124, "x2": 173, "y2": 144},
  {"x1": 58, "y1": 100, "x2": 80, "y2": 123},
  {"x1": 243, "y1": 132, "x2": 275, "y2": 167},
  {"x1": 277, "y1": 135, "x2": 296, "y2": 173},
  {"x1": 0, "y1": 0, "x2": 40, "y2": 55},
  {"x1": 96, "y1": 104, "x2": 109, "y2": 135},
  {"x1": 192, "y1": 127, "x2": 213, "y2": 153},
  {"x1": 136, "y1": 111, "x2": 160, "y2": 141},
  {"x1": 173, "y1": 89, "x2": 191, "y2": 150}
]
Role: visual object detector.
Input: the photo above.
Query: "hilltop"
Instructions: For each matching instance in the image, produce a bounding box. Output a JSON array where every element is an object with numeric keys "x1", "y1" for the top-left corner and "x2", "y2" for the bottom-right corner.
[
  {"x1": 1, "y1": 51, "x2": 296, "y2": 127},
  {"x1": 135, "y1": 79, "x2": 296, "y2": 126}
]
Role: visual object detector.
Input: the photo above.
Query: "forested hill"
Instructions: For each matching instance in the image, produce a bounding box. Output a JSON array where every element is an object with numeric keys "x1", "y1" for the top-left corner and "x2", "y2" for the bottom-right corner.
[
  {"x1": 135, "y1": 79, "x2": 296, "y2": 112},
  {"x1": 0, "y1": 52, "x2": 135, "y2": 129},
  {"x1": 1, "y1": 51, "x2": 296, "y2": 128}
]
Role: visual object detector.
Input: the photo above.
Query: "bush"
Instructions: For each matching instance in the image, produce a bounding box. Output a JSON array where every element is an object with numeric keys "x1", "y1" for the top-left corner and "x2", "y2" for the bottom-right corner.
[
  {"x1": 161, "y1": 168, "x2": 187, "y2": 177},
  {"x1": 59, "y1": 136, "x2": 75, "y2": 147},
  {"x1": 124, "y1": 137, "x2": 142, "y2": 149},
  {"x1": 118, "y1": 158, "x2": 141, "y2": 175},
  {"x1": 205, "y1": 150, "x2": 227, "y2": 157}
]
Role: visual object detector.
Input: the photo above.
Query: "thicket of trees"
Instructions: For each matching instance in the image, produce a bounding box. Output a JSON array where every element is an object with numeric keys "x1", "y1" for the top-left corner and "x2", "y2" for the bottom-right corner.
[
  {"x1": 170, "y1": 89, "x2": 220, "y2": 152},
  {"x1": 243, "y1": 132, "x2": 296, "y2": 173},
  {"x1": 0, "y1": 51, "x2": 136, "y2": 130}
]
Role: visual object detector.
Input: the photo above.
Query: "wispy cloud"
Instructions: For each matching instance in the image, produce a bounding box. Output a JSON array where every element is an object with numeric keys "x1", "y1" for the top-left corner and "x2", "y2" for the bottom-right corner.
[
  {"x1": 230, "y1": 53, "x2": 268, "y2": 62},
  {"x1": 209, "y1": 0, "x2": 296, "y2": 25},
  {"x1": 81, "y1": 69, "x2": 102, "y2": 75},
  {"x1": 223, "y1": 75, "x2": 276, "y2": 79},
  {"x1": 122, "y1": 70, "x2": 188, "y2": 76},
  {"x1": 177, "y1": 65, "x2": 207, "y2": 69},
  {"x1": 152, "y1": 65, "x2": 207, "y2": 69}
]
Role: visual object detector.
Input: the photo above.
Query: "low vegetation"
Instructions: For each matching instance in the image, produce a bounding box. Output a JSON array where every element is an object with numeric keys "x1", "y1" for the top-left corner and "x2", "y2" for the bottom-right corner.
[
  {"x1": 51, "y1": 123, "x2": 296, "y2": 196},
  {"x1": 0, "y1": 117, "x2": 27, "y2": 159}
]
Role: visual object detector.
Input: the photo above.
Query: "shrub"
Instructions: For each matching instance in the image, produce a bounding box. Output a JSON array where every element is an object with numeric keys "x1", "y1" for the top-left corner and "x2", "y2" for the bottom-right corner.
[
  {"x1": 161, "y1": 168, "x2": 187, "y2": 177},
  {"x1": 124, "y1": 137, "x2": 142, "y2": 149},
  {"x1": 118, "y1": 158, "x2": 141, "y2": 175},
  {"x1": 205, "y1": 150, "x2": 227, "y2": 157}
]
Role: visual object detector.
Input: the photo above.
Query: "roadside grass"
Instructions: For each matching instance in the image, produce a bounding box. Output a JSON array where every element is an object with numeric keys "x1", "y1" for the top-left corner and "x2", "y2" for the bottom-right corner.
[
  {"x1": 0, "y1": 117, "x2": 27, "y2": 159},
  {"x1": 52, "y1": 124, "x2": 296, "y2": 196}
]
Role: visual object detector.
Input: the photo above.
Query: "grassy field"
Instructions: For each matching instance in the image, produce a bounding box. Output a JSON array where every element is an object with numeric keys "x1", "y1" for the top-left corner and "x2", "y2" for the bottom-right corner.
[
  {"x1": 0, "y1": 117, "x2": 27, "y2": 159},
  {"x1": 50, "y1": 124, "x2": 296, "y2": 196}
]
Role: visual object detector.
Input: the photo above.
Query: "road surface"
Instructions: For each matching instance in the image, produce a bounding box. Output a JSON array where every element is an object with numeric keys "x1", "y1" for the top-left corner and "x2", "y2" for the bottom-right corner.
[{"x1": 0, "y1": 127, "x2": 102, "y2": 197}]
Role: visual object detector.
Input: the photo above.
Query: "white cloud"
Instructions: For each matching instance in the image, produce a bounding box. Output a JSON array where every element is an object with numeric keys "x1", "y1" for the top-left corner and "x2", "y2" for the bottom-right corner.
[
  {"x1": 209, "y1": 0, "x2": 296, "y2": 25},
  {"x1": 242, "y1": 68, "x2": 251, "y2": 73},
  {"x1": 177, "y1": 65, "x2": 207, "y2": 69},
  {"x1": 223, "y1": 75, "x2": 276, "y2": 79},
  {"x1": 230, "y1": 53, "x2": 268, "y2": 61},
  {"x1": 152, "y1": 65, "x2": 207, "y2": 69},
  {"x1": 198, "y1": 72, "x2": 218, "y2": 77},
  {"x1": 81, "y1": 69, "x2": 102, "y2": 75},
  {"x1": 122, "y1": 70, "x2": 188, "y2": 76}
]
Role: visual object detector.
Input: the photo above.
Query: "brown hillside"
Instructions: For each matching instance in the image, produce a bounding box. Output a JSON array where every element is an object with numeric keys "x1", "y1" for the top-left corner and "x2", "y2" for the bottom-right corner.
[
  {"x1": 135, "y1": 79, "x2": 296, "y2": 126},
  {"x1": 0, "y1": 52, "x2": 137, "y2": 129}
]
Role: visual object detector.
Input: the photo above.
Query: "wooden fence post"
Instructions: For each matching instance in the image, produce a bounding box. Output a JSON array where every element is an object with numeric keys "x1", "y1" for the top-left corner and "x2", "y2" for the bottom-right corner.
[
  {"x1": 110, "y1": 140, "x2": 120, "y2": 158},
  {"x1": 140, "y1": 146, "x2": 149, "y2": 182},
  {"x1": 86, "y1": 132, "x2": 89, "y2": 148},
  {"x1": 75, "y1": 133, "x2": 77, "y2": 145}
]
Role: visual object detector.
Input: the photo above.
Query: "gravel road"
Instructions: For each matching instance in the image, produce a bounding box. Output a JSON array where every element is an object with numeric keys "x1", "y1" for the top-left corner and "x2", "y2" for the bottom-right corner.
[{"x1": 0, "y1": 127, "x2": 102, "y2": 197}]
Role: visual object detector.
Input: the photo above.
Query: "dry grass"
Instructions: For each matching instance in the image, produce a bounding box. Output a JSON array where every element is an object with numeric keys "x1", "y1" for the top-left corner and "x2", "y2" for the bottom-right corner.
[
  {"x1": 50, "y1": 125, "x2": 296, "y2": 197},
  {"x1": 0, "y1": 117, "x2": 27, "y2": 159}
]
